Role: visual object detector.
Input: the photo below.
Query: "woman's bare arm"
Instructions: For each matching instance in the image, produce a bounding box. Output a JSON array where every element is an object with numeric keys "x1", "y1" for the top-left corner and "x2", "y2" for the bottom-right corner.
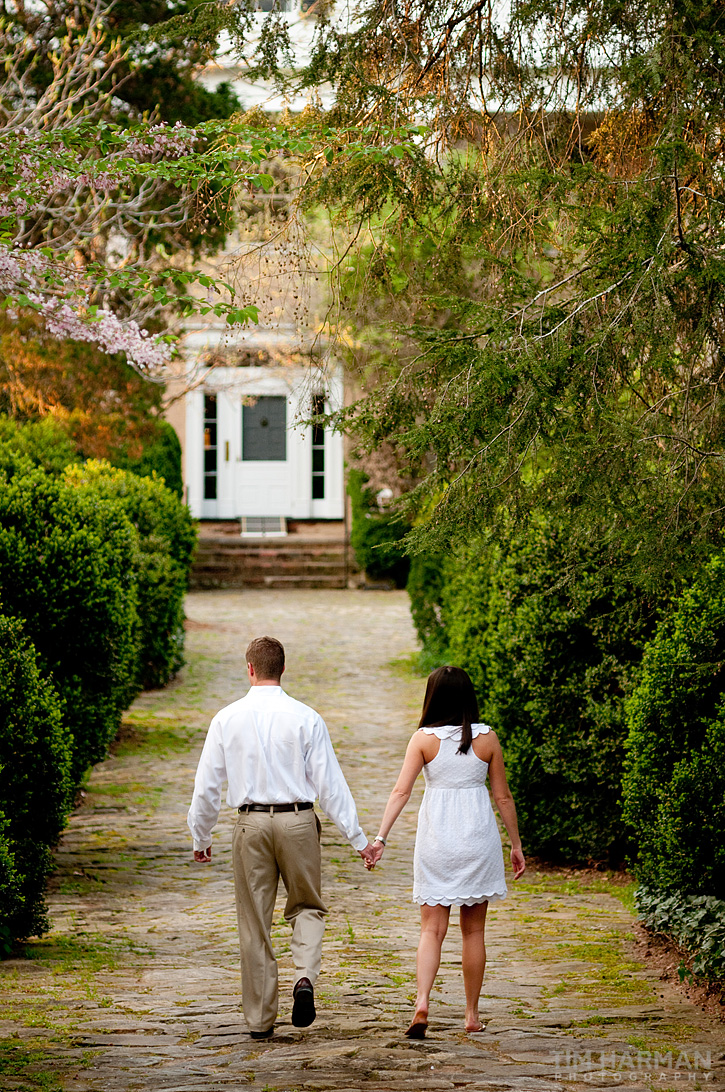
[
  {"x1": 367, "y1": 733, "x2": 427, "y2": 867},
  {"x1": 486, "y1": 733, "x2": 526, "y2": 879}
]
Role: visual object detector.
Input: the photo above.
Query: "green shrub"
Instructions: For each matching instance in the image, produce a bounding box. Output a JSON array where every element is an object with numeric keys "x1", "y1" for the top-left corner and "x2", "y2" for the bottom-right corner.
[
  {"x1": 440, "y1": 540, "x2": 496, "y2": 699},
  {"x1": 406, "y1": 552, "x2": 449, "y2": 664},
  {"x1": 115, "y1": 419, "x2": 183, "y2": 498},
  {"x1": 0, "y1": 813, "x2": 23, "y2": 954},
  {"x1": 64, "y1": 461, "x2": 196, "y2": 688},
  {"x1": 636, "y1": 886, "x2": 725, "y2": 981},
  {"x1": 623, "y1": 552, "x2": 725, "y2": 898},
  {"x1": 348, "y1": 468, "x2": 410, "y2": 586},
  {"x1": 0, "y1": 615, "x2": 72, "y2": 942},
  {"x1": 0, "y1": 417, "x2": 78, "y2": 477},
  {"x1": 441, "y1": 525, "x2": 659, "y2": 864},
  {"x1": 0, "y1": 469, "x2": 139, "y2": 782}
]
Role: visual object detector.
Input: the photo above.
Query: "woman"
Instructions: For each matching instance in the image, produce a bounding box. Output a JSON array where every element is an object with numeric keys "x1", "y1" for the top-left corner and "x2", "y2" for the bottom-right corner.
[{"x1": 367, "y1": 665, "x2": 525, "y2": 1038}]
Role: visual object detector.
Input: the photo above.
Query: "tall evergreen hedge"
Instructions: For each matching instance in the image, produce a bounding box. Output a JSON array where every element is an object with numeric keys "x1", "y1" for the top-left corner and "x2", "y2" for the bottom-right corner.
[
  {"x1": 408, "y1": 522, "x2": 660, "y2": 864},
  {"x1": 0, "y1": 469, "x2": 139, "y2": 783},
  {"x1": 406, "y1": 552, "x2": 448, "y2": 664},
  {"x1": 0, "y1": 615, "x2": 72, "y2": 942},
  {"x1": 623, "y1": 552, "x2": 725, "y2": 898},
  {"x1": 0, "y1": 440, "x2": 196, "y2": 946},
  {"x1": 64, "y1": 461, "x2": 196, "y2": 689}
]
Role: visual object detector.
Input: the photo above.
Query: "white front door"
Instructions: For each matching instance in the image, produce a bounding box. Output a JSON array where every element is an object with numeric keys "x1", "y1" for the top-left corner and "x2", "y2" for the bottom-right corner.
[{"x1": 236, "y1": 394, "x2": 293, "y2": 517}]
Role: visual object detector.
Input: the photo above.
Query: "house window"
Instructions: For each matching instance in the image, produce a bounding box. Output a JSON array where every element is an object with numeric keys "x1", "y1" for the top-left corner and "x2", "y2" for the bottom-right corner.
[
  {"x1": 242, "y1": 396, "x2": 287, "y2": 461},
  {"x1": 311, "y1": 393, "x2": 325, "y2": 500},
  {"x1": 203, "y1": 394, "x2": 218, "y2": 500}
]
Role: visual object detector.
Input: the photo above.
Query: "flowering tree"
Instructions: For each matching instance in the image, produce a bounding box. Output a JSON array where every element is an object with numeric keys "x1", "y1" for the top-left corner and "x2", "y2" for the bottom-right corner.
[
  {"x1": 1, "y1": 2, "x2": 259, "y2": 373},
  {"x1": 1, "y1": 1, "x2": 421, "y2": 379}
]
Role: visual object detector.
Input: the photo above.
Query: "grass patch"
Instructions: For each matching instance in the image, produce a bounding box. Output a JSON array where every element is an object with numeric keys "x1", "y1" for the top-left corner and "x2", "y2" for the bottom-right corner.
[
  {"x1": 387, "y1": 653, "x2": 429, "y2": 678},
  {"x1": 86, "y1": 781, "x2": 155, "y2": 798},
  {"x1": 111, "y1": 719, "x2": 197, "y2": 758},
  {"x1": 516, "y1": 871, "x2": 636, "y2": 905},
  {"x1": 24, "y1": 931, "x2": 147, "y2": 974},
  {"x1": 559, "y1": 938, "x2": 654, "y2": 1005},
  {"x1": 0, "y1": 1041, "x2": 65, "y2": 1091},
  {"x1": 570, "y1": 1015, "x2": 638, "y2": 1027}
]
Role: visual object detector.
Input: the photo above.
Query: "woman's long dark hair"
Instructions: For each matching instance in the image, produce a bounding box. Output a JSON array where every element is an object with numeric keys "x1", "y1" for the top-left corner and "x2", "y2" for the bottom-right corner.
[{"x1": 418, "y1": 666, "x2": 480, "y2": 754}]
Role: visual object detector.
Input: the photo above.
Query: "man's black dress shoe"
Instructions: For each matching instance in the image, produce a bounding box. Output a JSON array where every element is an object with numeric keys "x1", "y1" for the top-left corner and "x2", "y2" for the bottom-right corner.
[
  {"x1": 250, "y1": 1026, "x2": 274, "y2": 1039},
  {"x1": 292, "y1": 977, "x2": 316, "y2": 1027}
]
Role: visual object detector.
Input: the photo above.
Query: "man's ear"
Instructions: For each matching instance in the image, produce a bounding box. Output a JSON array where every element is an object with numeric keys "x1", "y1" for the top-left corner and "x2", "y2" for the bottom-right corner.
[{"x1": 280, "y1": 664, "x2": 285, "y2": 676}]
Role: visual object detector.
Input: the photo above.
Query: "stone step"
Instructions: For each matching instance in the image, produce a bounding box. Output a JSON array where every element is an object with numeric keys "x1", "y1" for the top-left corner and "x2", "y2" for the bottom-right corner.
[
  {"x1": 191, "y1": 534, "x2": 354, "y2": 590},
  {"x1": 195, "y1": 538, "x2": 345, "y2": 552},
  {"x1": 194, "y1": 573, "x2": 350, "y2": 590},
  {"x1": 194, "y1": 546, "x2": 347, "y2": 563}
]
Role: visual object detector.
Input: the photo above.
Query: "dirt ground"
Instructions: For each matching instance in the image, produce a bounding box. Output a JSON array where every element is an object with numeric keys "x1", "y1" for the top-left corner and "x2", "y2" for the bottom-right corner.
[{"x1": 1, "y1": 589, "x2": 723, "y2": 1092}]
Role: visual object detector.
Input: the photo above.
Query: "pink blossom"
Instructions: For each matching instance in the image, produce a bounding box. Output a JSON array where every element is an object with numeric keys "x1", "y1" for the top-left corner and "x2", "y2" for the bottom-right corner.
[
  {"x1": 0, "y1": 242, "x2": 172, "y2": 371},
  {"x1": 123, "y1": 121, "x2": 198, "y2": 160},
  {"x1": 42, "y1": 303, "x2": 172, "y2": 369},
  {"x1": 76, "y1": 170, "x2": 122, "y2": 190}
]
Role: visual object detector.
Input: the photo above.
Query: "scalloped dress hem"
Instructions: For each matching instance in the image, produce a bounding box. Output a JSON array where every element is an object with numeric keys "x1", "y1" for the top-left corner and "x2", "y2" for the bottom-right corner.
[
  {"x1": 413, "y1": 890, "x2": 507, "y2": 907},
  {"x1": 413, "y1": 725, "x2": 506, "y2": 909}
]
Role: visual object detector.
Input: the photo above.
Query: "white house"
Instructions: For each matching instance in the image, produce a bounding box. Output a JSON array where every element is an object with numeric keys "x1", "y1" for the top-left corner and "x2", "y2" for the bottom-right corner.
[{"x1": 169, "y1": 2, "x2": 348, "y2": 529}]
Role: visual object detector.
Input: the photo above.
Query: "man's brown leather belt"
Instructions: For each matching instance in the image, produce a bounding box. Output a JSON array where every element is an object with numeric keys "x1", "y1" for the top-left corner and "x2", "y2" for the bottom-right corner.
[{"x1": 238, "y1": 802, "x2": 314, "y2": 814}]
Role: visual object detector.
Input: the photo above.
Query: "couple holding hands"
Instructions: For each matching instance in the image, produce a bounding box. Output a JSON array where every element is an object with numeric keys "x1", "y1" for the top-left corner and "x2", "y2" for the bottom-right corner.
[{"x1": 188, "y1": 636, "x2": 525, "y2": 1041}]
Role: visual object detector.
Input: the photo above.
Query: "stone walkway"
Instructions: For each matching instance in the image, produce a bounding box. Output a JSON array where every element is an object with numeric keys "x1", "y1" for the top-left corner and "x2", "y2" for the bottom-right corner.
[{"x1": 1, "y1": 590, "x2": 723, "y2": 1092}]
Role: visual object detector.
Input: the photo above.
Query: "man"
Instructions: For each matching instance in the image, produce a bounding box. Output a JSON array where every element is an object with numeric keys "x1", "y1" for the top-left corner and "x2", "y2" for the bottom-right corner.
[{"x1": 187, "y1": 635, "x2": 373, "y2": 1039}]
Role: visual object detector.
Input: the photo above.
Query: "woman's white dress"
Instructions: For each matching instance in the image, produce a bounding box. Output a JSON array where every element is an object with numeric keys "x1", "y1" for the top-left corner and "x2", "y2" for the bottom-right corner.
[{"x1": 413, "y1": 724, "x2": 507, "y2": 906}]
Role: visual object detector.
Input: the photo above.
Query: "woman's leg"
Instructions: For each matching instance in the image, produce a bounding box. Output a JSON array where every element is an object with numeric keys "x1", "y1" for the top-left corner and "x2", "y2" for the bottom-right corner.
[
  {"x1": 411, "y1": 903, "x2": 451, "y2": 1027},
  {"x1": 459, "y1": 901, "x2": 488, "y2": 1031}
]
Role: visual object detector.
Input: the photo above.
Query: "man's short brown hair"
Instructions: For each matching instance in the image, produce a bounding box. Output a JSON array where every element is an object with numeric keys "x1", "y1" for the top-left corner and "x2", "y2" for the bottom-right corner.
[{"x1": 246, "y1": 636, "x2": 285, "y2": 681}]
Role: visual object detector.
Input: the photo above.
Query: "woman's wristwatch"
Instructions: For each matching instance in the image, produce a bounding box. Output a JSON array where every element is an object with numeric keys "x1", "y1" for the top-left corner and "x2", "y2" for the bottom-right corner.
[{"x1": 373, "y1": 834, "x2": 387, "y2": 846}]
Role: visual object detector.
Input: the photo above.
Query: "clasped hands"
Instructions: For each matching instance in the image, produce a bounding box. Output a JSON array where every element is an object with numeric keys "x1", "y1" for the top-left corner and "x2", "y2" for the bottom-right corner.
[{"x1": 358, "y1": 840, "x2": 385, "y2": 871}]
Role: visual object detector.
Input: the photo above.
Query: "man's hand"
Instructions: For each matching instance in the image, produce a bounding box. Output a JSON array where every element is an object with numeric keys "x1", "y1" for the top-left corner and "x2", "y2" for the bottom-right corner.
[
  {"x1": 194, "y1": 846, "x2": 212, "y2": 863},
  {"x1": 358, "y1": 842, "x2": 375, "y2": 869},
  {"x1": 362, "y1": 840, "x2": 385, "y2": 871},
  {"x1": 511, "y1": 846, "x2": 526, "y2": 880}
]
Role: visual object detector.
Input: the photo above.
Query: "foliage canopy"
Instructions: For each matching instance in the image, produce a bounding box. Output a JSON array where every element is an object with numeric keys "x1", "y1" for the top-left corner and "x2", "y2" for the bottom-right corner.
[{"x1": 155, "y1": 0, "x2": 725, "y2": 591}]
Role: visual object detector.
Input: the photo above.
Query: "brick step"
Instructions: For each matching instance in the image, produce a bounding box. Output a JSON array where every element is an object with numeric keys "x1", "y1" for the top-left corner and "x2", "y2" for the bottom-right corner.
[
  {"x1": 194, "y1": 563, "x2": 347, "y2": 580},
  {"x1": 192, "y1": 572, "x2": 349, "y2": 590},
  {"x1": 191, "y1": 536, "x2": 355, "y2": 590},
  {"x1": 197, "y1": 535, "x2": 345, "y2": 548},
  {"x1": 194, "y1": 548, "x2": 347, "y2": 565}
]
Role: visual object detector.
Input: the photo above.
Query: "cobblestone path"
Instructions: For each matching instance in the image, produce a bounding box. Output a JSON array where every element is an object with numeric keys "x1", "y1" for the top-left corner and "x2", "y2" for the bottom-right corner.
[{"x1": 2, "y1": 590, "x2": 723, "y2": 1092}]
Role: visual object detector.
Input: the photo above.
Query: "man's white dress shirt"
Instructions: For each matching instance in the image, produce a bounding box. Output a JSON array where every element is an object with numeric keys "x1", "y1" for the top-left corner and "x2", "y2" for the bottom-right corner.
[{"x1": 187, "y1": 685, "x2": 368, "y2": 852}]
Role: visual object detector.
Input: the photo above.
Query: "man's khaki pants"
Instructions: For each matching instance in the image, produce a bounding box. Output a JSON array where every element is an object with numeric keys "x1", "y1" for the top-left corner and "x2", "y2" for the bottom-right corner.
[{"x1": 232, "y1": 807, "x2": 327, "y2": 1033}]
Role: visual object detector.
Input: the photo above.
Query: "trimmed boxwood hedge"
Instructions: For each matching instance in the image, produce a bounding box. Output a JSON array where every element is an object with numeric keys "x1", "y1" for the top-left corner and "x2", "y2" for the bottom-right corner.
[
  {"x1": 406, "y1": 551, "x2": 448, "y2": 665},
  {"x1": 0, "y1": 445, "x2": 196, "y2": 945},
  {"x1": 0, "y1": 615, "x2": 72, "y2": 942},
  {"x1": 412, "y1": 522, "x2": 661, "y2": 865},
  {"x1": 0, "y1": 813, "x2": 23, "y2": 954},
  {"x1": 623, "y1": 552, "x2": 725, "y2": 899},
  {"x1": 117, "y1": 419, "x2": 183, "y2": 498},
  {"x1": 0, "y1": 417, "x2": 79, "y2": 476},
  {"x1": 64, "y1": 461, "x2": 197, "y2": 689},
  {"x1": 0, "y1": 469, "x2": 140, "y2": 783}
]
